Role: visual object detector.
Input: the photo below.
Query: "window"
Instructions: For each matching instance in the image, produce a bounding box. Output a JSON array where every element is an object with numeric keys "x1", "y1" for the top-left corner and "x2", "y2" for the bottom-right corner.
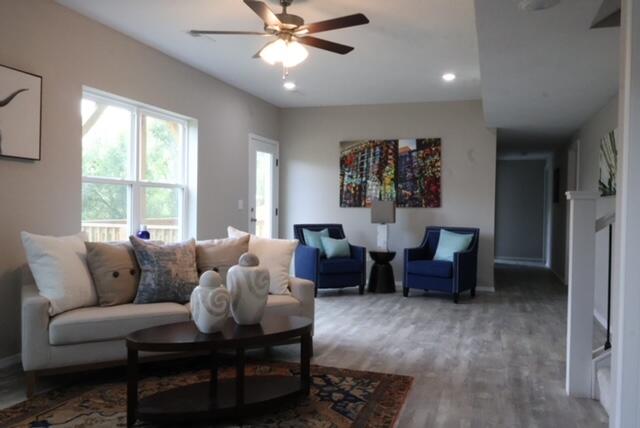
[{"x1": 81, "y1": 90, "x2": 190, "y2": 243}]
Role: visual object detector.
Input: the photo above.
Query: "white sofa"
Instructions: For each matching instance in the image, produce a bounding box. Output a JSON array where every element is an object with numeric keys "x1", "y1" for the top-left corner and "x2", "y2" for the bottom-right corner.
[{"x1": 21, "y1": 266, "x2": 315, "y2": 397}]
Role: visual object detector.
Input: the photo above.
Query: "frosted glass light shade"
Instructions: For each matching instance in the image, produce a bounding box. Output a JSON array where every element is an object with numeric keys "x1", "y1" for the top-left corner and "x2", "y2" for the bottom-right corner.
[
  {"x1": 260, "y1": 39, "x2": 308, "y2": 68},
  {"x1": 283, "y1": 41, "x2": 308, "y2": 67}
]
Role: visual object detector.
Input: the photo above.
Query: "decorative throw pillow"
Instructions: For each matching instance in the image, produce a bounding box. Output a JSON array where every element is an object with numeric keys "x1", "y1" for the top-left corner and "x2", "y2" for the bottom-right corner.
[
  {"x1": 130, "y1": 237, "x2": 199, "y2": 304},
  {"x1": 227, "y1": 227, "x2": 298, "y2": 295},
  {"x1": 320, "y1": 237, "x2": 351, "y2": 259},
  {"x1": 196, "y1": 235, "x2": 250, "y2": 281},
  {"x1": 20, "y1": 231, "x2": 97, "y2": 316},
  {"x1": 433, "y1": 229, "x2": 474, "y2": 262},
  {"x1": 227, "y1": 226, "x2": 250, "y2": 239},
  {"x1": 303, "y1": 228, "x2": 329, "y2": 257},
  {"x1": 86, "y1": 242, "x2": 140, "y2": 306}
]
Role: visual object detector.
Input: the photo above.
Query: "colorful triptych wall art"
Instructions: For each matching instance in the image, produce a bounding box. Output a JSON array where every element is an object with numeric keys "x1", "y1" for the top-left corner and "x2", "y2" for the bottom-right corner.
[
  {"x1": 339, "y1": 138, "x2": 442, "y2": 208},
  {"x1": 599, "y1": 128, "x2": 618, "y2": 197}
]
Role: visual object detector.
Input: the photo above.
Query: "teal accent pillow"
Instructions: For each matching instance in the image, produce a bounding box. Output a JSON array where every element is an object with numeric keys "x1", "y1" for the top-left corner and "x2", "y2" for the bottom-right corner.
[
  {"x1": 303, "y1": 228, "x2": 329, "y2": 257},
  {"x1": 433, "y1": 230, "x2": 474, "y2": 262},
  {"x1": 320, "y1": 237, "x2": 351, "y2": 259}
]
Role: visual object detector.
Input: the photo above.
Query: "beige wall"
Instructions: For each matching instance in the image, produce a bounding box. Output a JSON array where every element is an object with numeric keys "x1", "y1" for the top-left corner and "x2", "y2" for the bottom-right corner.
[
  {"x1": 279, "y1": 101, "x2": 497, "y2": 288},
  {"x1": 0, "y1": 0, "x2": 279, "y2": 359}
]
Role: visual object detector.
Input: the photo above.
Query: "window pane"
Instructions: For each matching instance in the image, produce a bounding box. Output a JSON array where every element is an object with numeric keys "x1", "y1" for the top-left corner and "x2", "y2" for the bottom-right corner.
[
  {"x1": 141, "y1": 187, "x2": 181, "y2": 243},
  {"x1": 82, "y1": 182, "x2": 129, "y2": 242},
  {"x1": 82, "y1": 99, "x2": 132, "y2": 179},
  {"x1": 141, "y1": 115, "x2": 184, "y2": 183},
  {"x1": 255, "y1": 151, "x2": 274, "y2": 239}
]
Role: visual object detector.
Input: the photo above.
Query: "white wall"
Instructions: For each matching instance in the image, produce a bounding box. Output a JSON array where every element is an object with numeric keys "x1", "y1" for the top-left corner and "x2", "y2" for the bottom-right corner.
[
  {"x1": 279, "y1": 101, "x2": 497, "y2": 288},
  {"x1": 571, "y1": 95, "x2": 618, "y2": 327},
  {"x1": 0, "y1": 0, "x2": 279, "y2": 359},
  {"x1": 495, "y1": 159, "x2": 546, "y2": 262}
]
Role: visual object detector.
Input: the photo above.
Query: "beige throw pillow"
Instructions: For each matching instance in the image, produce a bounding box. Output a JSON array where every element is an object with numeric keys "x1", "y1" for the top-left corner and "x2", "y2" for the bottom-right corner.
[
  {"x1": 227, "y1": 227, "x2": 298, "y2": 295},
  {"x1": 86, "y1": 242, "x2": 140, "y2": 306},
  {"x1": 21, "y1": 231, "x2": 97, "y2": 315},
  {"x1": 197, "y1": 235, "x2": 250, "y2": 282}
]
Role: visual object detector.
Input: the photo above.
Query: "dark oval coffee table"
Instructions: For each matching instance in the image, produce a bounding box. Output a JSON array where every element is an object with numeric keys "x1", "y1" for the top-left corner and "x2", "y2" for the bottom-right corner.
[{"x1": 126, "y1": 315, "x2": 313, "y2": 427}]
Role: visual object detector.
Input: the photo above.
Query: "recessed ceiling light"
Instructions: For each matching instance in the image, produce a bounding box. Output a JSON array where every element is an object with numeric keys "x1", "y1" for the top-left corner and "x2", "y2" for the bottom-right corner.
[
  {"x1": 283, "y1": 81, "x2": 296, "y2": 91},
  {"x1": 442, "y1": 73, "x2": 456, "y2": 82}
]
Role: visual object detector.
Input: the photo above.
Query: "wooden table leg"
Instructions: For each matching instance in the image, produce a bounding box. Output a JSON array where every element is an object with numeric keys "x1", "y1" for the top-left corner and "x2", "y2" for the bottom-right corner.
[
  {"x1": 301, "y1": 333, "x2": 312, "y2": 395},
  {"x1": 127, "y1": 348, "x2": 138, "y2": 428},
  {"x1": 209, "y1": 350, "x2": 218, "y2": 409},
  {"x1": 236, "y1": 348, "x2": 245, "y2": 407}
]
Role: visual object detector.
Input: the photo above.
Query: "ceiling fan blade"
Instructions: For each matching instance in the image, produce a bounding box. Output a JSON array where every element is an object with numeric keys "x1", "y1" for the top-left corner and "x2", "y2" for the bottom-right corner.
[
  {"x1": 243, "y1": 0, "x2": 281, "y2": 27},
  {"x1": 297, "y1": 36, "x2": 354, "y2": 55},
  {"x1": 298, "y1": 13, "x2": 369, "y2": 35},
  {"x1": 190, "y1": 30, "x2": 270, "y2": 36}
]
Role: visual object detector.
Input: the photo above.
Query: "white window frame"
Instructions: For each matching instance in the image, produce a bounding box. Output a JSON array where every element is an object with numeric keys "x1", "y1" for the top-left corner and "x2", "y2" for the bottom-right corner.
[{"x1": 81, "y1": 88, "x2": 191, "y2": 241}]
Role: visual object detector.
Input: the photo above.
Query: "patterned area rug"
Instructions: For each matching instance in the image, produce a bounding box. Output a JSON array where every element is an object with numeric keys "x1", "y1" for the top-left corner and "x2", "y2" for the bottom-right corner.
[{"x1": 0, "y1": 361, "x2": 412, "y2": 427}]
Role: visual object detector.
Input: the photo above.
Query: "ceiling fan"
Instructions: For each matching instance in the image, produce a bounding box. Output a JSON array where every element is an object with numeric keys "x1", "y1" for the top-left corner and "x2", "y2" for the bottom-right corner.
[{"x1": 190, "y1": 0, "x2": 370, "y2": 68}]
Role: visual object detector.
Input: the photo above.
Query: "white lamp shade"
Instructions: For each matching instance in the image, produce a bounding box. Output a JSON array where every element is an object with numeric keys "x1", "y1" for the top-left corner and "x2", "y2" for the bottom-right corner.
[{"x1": 371, "y1": 199, "x2": 396, "y2": 224}]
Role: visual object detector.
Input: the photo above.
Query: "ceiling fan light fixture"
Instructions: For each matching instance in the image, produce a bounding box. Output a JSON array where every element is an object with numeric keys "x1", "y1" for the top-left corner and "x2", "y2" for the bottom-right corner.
[
  {"x1": 259, "y1": 39, "x2": 308, "y2": 68},
  {"x1": 283, "y1": 40, "x2": 308, "y2": 67}
]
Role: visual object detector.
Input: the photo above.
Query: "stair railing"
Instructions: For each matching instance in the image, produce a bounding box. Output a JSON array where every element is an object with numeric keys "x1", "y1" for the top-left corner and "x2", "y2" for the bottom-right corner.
[{"x1": 595, "y1": 212, "x2": 615, "y2": 351}]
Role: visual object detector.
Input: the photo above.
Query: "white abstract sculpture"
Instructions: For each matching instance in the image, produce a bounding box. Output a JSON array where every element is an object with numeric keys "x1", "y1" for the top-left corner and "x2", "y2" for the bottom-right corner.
[
  {"x1": 227, "y1": 252, "x2": 270, "y2": 325},
  {"x1": 190, "y1": 270, "x2": 230, "y2": 333}
]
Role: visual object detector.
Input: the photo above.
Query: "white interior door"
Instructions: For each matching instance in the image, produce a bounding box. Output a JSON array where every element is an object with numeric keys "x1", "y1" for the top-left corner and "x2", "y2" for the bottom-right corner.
[{"x1": 248, "y1": 134, "x2": 279, "y2": 238}]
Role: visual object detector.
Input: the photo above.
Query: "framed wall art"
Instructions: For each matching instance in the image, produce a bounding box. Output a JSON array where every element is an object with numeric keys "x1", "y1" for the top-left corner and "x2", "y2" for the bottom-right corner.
[{"x1": 0, "y1": 64, "x2": 42, "y2": 161}]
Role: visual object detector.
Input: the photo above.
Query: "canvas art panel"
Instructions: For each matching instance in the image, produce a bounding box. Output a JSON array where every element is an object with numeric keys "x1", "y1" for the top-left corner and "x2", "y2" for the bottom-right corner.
[
  {"x1": 339, "y1": 138, "x2": 441, "y2": 208},
  {"x1": 599, "y1": 128, "x2": 618, "y2": 197},
  {"x1": 0, "y1": 64, "x2": 42, "y2": 160}
]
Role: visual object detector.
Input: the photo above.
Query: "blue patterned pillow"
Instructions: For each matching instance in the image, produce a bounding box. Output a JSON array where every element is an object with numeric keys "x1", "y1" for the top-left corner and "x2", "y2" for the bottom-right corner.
[{"x1": 130, "y1": 237, "x2": 199, "y2": 304}]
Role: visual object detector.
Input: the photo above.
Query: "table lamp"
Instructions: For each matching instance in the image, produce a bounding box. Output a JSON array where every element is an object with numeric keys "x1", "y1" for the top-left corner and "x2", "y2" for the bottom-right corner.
[{"x1": 371, "y1": 199, "x2": 396, "y2": 251}]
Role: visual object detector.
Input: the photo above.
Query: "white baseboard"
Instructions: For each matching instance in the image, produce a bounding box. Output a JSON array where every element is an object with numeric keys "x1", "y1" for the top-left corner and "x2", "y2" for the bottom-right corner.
[
  {"x1": 396, "y1": 281, "x2": 495, "y2": 293},
  {"x1": 0, "y1": 353, "x2": 20, "y2": 369},
  {"x1": 495, "y1": 258, "x2": 546, "y2": 267}
]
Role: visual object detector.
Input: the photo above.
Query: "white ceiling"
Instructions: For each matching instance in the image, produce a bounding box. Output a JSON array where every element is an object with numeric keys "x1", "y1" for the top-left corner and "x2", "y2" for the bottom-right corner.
[
  {"x1": 56, "y1": 0, "x2": 482, "y2": 108},
  {"x1": 475, "y1": 0, "x2": 619, "y2": 141}
]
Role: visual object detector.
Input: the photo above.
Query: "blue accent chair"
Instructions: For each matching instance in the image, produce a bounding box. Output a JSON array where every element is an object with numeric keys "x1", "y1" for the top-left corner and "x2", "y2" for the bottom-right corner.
[
  {"x1": 403, "y1": 226, "x2": 479, "y2": 303},
  {"x1": 293, "y1": 224, "x2": 367, "y2": 296}
]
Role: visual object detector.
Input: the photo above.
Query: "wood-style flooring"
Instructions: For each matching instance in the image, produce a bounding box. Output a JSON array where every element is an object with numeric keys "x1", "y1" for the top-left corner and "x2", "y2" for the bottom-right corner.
[{"x1": 0, "y1": 265, "x2": 608, "y2": 427}]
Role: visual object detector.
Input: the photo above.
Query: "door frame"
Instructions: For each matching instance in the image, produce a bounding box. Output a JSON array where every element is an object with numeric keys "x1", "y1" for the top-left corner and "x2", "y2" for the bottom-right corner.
[
  {"x1": 495, "y1": 152, "x2": 553, "y2": 268},
  {"x1": 248, "y1": 133, "x2": 280, "y2": 238}
]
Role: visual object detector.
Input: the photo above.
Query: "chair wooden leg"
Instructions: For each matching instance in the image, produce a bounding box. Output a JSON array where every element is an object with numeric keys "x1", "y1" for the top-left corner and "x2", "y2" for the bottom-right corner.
[
  {"x1": 358, "y1": 284, "x2": 364, "y2": 295},
  {"x1": 453, "y1": 293, "x2": 460, "y2": 304},
  {"x1": 471, "y1": 288, "x2": 476, "y2": 298},
  {"x1": 403, "y1": 287, "x2": 409, "y2": 297},
  {"x1": 25, "y1": 371, "x2": 36, "y2": 398}
]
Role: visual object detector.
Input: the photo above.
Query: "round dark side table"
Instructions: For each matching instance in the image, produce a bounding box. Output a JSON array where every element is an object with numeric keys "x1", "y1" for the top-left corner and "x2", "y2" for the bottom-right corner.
[{"x1": 368, "y1": 251, "x2": 396, "y2": 293}]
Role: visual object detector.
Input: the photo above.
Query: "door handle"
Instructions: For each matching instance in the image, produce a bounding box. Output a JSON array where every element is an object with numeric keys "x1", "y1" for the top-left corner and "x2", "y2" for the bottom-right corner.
[{"x1": 250, "y1": 217, "x2": 258, "y2": 222}]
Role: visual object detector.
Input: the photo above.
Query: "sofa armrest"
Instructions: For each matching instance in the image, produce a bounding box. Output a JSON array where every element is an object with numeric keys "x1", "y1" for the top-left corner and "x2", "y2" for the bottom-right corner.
[
  {"x1": 453, "y1": 249, "x2": 477, "y2": 292},
  {"x1": 294, "y1": 244, "x2": 320, "y2": 283},
  {"x1": 21, "y1": 284, "x2": 51, "y2": 371},
  {"x1": 349, "y1": 244, "x2": 366, "y2": 263},
  {"x1": 289, "y1": 276, "x2": 315, "y2": 327},
  {"x1": 405, "y1": 247, "x2": 429, "y2": 262}
]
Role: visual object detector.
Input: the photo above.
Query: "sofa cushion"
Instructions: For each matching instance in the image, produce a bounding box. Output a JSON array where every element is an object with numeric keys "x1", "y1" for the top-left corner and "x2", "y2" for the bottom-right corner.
[
  {"x1": 406, "y1": 260, "x2": 453, "y2": 278},
  {"x1": 130, "y1": 237, "x2": 199, "y2": 304},
  {"x1": 319, "y1": 257, "x2": 361, "y2": 274},
  {"x1": 86, "y1": 241, "x2": 140, "y2": 307},
  {"x1": 21, "y1": 231, "x2": 97, "y2": 316},
  {"x1": 196, "y1": 235, "x2": 250, "y2": 281},
  {"x1": 49, "y1": 303, "x2": 189, "y2": 345}
]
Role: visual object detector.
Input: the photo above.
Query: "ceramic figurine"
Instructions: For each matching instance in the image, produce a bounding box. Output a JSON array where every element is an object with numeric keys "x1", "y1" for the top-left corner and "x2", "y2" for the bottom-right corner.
[
  {"x1": 227, "y1": 252, "x2": 270, "y2": 325},
  {"x1": 190, "y1": 270, "x2": 230, "y2": 333}
]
